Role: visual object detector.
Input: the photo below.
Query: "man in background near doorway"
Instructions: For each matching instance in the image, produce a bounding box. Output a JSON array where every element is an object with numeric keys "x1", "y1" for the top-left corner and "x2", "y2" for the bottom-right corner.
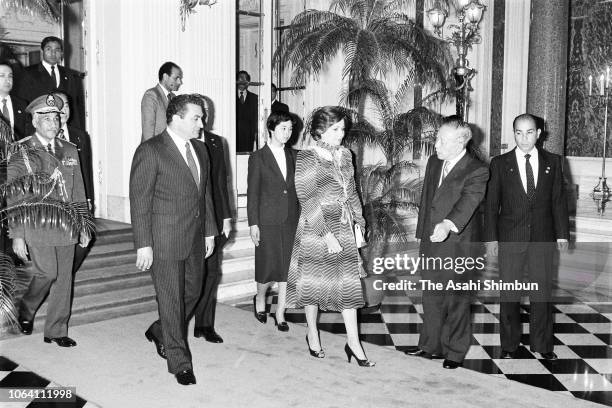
[
  {"x1": 18, "y1": 36, "x2": 85, "y2": 130},
  {"x1": 236, "y1": 70, "x2": 258, "y2": 152},
  {"x1": 0, "y1": 61, "x2": 27, "y2": 141},
  {"x1": 141, "y1": 61, "x2": 183, "y2": 142},
  {"x1": 54, "y1": 92, "x2": 94, "y2": 273}
]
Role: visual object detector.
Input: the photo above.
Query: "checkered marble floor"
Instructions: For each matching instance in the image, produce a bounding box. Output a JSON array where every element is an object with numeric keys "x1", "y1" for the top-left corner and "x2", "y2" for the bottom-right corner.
[
  {"x1": 239, "y1": 288, "x2": 612, "y2": 407},
  {"x1": 0, "y1": 356, "x2": 98, "y2": 408}
]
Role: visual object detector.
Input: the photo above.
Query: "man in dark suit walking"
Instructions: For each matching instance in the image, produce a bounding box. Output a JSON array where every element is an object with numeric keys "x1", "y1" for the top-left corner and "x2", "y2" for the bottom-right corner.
[
  {"x1": 8, "y1": 94, "x2": 90, "y2": 346},
  {"x1": 236, "y1": 70, "x2": 258, "y2": 152},
  {"x1": 485, "y1": 113, "x2": 569, "y2": 361},
  {"x1": 130, "y1": 94, "x2": 217, "y2": 386},
  {"x1": 193, "y1": 96, "x2": 232, "y2": 343},
  {"x1": 17, "y1": 37, "x2": 85, "y2": 130},
  {"x1": 0, "y1": 61, "x2": 27, "y2": 141},
  {"x1": 141, "y1": 61, "x2": 183, "y2": 142},
  {"x1": 54, "y1": 92, "x2": 94, "y2": 272},
  {"x1": 405, "y1": 115, "x2": 488, "y2": 369}
]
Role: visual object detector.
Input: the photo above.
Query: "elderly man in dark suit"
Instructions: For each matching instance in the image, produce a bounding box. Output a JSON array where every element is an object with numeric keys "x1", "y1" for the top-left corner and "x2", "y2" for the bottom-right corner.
[
  {"x1": 130, "y1": 94, "x2": 217, "y2": 386},
  {"x1": 141, "y1": 62, "x2": 183, "y2": 142},
  {"x1": 485, "y1": 113, "x2": 569, "y2": 361},
  {"x1": 405, "y1": 115, "x2": 488, "y2": 369},
  {"x1": 54, "y1": 92, "x2": 94, "y2": 272},
  {"x1": 193, "y1": 96, "x2": 232, "y2": 343},
  {"x1": 236, "y1": 70, "x2": 259, "y2": 152},
  {"x1": 17, "y1": 37, "x2": 85, "y2": 130},
  {"x1": 8, "y1": 94, "x2": 90, "y2": 347},
  {"x1": 0, "y1": 61, "x2": 27, "y2": 141}
]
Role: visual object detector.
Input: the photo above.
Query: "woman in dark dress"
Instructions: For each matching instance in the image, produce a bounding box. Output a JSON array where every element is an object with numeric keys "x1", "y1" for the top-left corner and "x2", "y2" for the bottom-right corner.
[
  {"x1": 286, "y1": 106, "x2": 374, "y2": 366},
  {"x1": 247, "y1": 111, "x2": 299, "y2": 331}
]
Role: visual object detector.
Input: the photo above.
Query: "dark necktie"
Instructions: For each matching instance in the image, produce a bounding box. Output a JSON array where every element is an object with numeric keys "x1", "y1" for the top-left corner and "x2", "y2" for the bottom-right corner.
[
  {"x1": 185, "y1": 142, "x2": 199, "y2": 188},
  {"x1": 525, "y1": 153, "x2": 535, "y2": 199},
  {"x1": 1, "y1": 98, "x2": 9, "y2": 122},
  {"x1": 51, "y1": 65, "x2": 57, "y2": 87},
  {"x1": 168, "y1": 92, "x2": 175, "y2": 102},
  {"x1": 46, "y1": 142, "x2": 54, "y2": 155},
  {"x1": 240, "y1": 91, "x2": 245, "y2": 104}
]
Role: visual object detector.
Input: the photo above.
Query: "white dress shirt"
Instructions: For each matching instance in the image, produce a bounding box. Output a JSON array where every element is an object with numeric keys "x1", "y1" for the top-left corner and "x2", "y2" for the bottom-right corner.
[
  {"x1": 515, "y1": 147, "x2": 539, "y2": 192},
  {"x1": 60, "y1": 124, "x2": 71, "y2": 143},
  {"x1": 166, "y1": 128, "x2": 201, "y2": 183},
  {"x1": 268, "y1": 143, "x2": 287, "y2": 180},
  {"x1": 1, "y1": 94, "x2": 14, "y2": 130},
  {"x1": 36, "y1": 133, "x2": 55, "y2": 154},
  {"x1": 438, "y1": 149, "x2": 466, "y2": 187},
  {"x1": 42, "y1": 60, "x2": 60, "y2": 87}
]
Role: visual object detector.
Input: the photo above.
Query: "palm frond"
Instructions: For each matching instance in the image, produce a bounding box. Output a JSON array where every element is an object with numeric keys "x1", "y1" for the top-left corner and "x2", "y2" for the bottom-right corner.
[
  {"x1": 0, "y1": 250, "x2": 18, "y2": 332},
  {"x1": 2, "y1": 0, "x2": 62, "y2": 21},
  {"x1": 2, "y1": 199, "x2": 94, "y2": 238}
]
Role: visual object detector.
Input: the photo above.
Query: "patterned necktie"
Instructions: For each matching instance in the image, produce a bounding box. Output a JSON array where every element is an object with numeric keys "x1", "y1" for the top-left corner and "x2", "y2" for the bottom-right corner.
[
  {"x1": 525, "y1": 153, "x2": 535, "y2": 199},
  {"x1": 240, "y1": 91, "x2": 245, "y2": 104},
  {"x1": 185, "y1": 142, "x2": 199, "y2": 188},
  {"x1": 168, "y1": 92, "x2": 175, "y2": 102},
  {"x1": 439, "y1": 161, "x2": 449, "y2": 186},
  {"x1": 1, "y1": 98, "x2": 9, "y2": 122},
  {"x1": 51, "y1": 65, "x2": 57, "y2": 87}
]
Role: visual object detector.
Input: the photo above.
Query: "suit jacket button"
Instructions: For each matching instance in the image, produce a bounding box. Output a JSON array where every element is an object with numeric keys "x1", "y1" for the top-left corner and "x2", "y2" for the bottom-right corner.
[{"x1": 195, "y1": 212, "x2": 200, "y2": 218}]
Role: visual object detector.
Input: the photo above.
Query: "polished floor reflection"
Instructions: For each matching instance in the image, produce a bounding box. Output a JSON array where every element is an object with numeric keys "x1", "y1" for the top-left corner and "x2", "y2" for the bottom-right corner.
[{"x1": 247, "y1": 289, "x2": 612, "y2": 407}]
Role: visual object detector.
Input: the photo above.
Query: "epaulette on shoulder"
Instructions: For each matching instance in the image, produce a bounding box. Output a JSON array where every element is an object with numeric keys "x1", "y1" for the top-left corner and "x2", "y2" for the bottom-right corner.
[{"x1": 17, "y1": 136, "x2": 32, "y2": 143}]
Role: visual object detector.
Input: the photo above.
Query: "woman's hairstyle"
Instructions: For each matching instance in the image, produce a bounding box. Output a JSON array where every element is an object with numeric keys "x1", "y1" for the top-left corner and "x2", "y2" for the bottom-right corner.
[
  {"x1": 266, "y1": 111, "x2": 293, "y2": 131},
  {"x1": 309, "y1": 106, "x2": 352, "y2": 141}
]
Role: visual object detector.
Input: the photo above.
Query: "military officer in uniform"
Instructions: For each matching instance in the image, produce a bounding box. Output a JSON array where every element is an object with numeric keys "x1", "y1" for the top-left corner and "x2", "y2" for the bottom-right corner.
[{"x1": 8, "y1": 93, "x2": 91, "y2": 347}]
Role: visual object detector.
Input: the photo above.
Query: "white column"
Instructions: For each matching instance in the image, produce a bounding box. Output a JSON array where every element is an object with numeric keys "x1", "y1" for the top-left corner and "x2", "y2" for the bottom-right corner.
[
  {"x1": 85, "y1": 0, "x2": 236, "y2": 222},
  {"x1": 500, "y1": 0, "x2": 531, "y2": 152}
]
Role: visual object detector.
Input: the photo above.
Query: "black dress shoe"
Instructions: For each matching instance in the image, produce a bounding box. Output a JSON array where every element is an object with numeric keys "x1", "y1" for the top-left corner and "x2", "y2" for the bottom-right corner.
[
  {"x1": 272, "y1": 315, "x2": 289, "y2": 332},
  {"x1": 252, "y1": 295, "x2": 267, "y2": 324},
  {"x1": 538, "y1": 351, "x2": 558, "y2": 360},
  {"x1": 442, "y1": 359, "x2": 462, "y2": 369},
  {"x1": 44, "y1": 336, "x2": 77, "y2": 347},
  {"x1": 194, "y1": 327, "x2": 224, "y2": 343},
  {"x1": 404, "y1": 348, "x2": 433, "y2": 359},
  {"x1": 501, "y1": 350, "x2": 515, "y2": 359},
  {"x1": 19, "y1": 318, "x2": 33, "y2": 335},
  {"x1": 145, "y1": 328, "x2": 167, "y2": 359},
  {"x1": 175, "y1": 369, "x2": 196, "y2": 385}
]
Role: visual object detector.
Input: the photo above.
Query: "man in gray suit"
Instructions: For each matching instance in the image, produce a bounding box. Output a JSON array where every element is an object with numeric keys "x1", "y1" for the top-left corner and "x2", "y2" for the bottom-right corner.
[
  {"x1": 130, "y1": 94, "x2": 217, "y2": 385},
  {"x1": 9, "y1": 94, "x2": 90, "y2": 347},
  {"x1": 140, "y1": 61, "x2": 183, "y2": 142}
]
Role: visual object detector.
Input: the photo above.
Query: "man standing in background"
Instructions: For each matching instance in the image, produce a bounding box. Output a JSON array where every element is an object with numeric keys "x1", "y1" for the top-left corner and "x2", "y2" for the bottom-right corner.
[
  {"x1": 141, "y1": 61, "x2": 183, "y2": 141},
  {"x1": 236, "y1": 70, "x2": 258, "y2": 152},
  {"x1": 485, "y1": 113, "x2": 569, "y2": 361},
  {"x1": 193, "y1": 95, "x2": 232, "y2": 344},
  {"x1": 18, "y1": 36, "x2": 85, "y2": 130}
]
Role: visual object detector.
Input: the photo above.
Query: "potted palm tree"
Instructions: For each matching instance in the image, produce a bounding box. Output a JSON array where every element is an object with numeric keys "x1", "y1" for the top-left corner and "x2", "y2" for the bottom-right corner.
[{"x1": 276, "y1": 0, "x2": 453, "y2": 307}]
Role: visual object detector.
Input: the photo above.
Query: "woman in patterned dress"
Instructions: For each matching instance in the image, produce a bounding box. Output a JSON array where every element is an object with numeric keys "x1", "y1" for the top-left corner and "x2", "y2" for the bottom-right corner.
[{"x1": 287, "y1": 106, "x2": 374, "y2": 366}]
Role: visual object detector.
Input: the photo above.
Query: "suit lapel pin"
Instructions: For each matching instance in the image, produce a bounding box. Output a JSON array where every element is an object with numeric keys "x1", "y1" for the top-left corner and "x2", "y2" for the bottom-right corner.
[
  {"x1": 545, "y1": 166, "x2": 550, "y2": 174},
  {"x1": 509, "y1": 168, "x2": 514, "y2": 172}
]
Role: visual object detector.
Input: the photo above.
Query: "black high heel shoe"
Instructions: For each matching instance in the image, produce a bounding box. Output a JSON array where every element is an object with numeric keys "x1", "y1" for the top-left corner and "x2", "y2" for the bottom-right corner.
[
  {"x1": 345, "y1": 344, "x2": 375, "y2": 367},
  {"x1": 272, "y1": 315, "x2": 289, "y2": 332},
  {"x1": 306, "y1": 335, "x2": 325, "y2": 358},
  {"x1": 252, "y1": 295, "x2": 267, "y2": 324}
]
